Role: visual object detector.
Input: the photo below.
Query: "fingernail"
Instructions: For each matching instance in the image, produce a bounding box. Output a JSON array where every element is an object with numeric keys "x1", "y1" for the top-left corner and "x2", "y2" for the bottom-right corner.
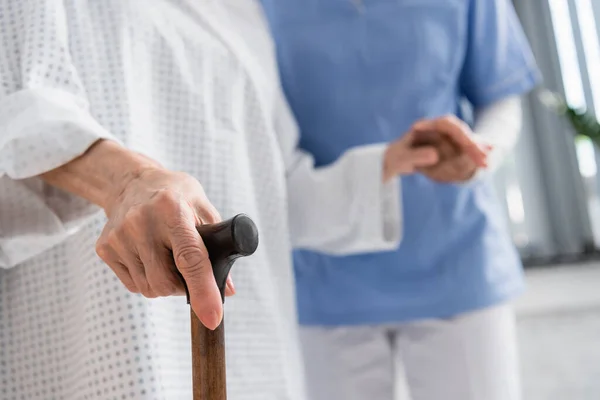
[
  {"x1": 203, "y1": 309, "x2": 223, "y2": 330},
  {"x1": 226, "y1": 278, "x2": 236, "y2": 295}
]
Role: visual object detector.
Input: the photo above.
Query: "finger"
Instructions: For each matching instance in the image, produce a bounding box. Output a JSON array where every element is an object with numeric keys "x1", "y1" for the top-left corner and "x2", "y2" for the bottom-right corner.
[
  {"x1": 139, "y1": 244, "x2": 186, "y2": 297},
  {"x1": 225, "y1": 275, "x2": 236, "y2": 297},
  {"x1": 455, "y1": 154, "x2": 478, "y2": 181},
  {"x1": 411, "y1": 129, "x2": 442, "y2": 147},
  {"x1": 111, "y1": 236, "x2": 157, "y2": 298},
  {"x1": 409, "y1": 147, "x2": 440, "y2": 168},
  {"x1": 410, "y1": 119, "x2": 428, "y2": 131},
  {"x1": 110, "y1": 261, "x2": 139, "y2": 293},
  {"x1": 413, "y1": 117, "x2": 487, "y2": 166},
  {"x1": 415, "y1": 118, "x2": 474, "y2": 150},
  {"x1": 386, "y1": 142, "x2": 439, "y2": 177},
  {"x1": 418, "y1": 159, "x2": 457, "y2": 183},
  {"x1": 418, "y1": 168, "x2": 445, "y2": 182},
  {"x1": 191, "y1": 197, "x2": 222, "y2": 226},
  {"x1": 437, "y1": 137, "x2": 459, "y2": 160},
  {"x1": 412, "y1": 116, "x2": 465, "y2": 134},
  {"x1": 427, "y1": 155, "x2": 475, "y2": 183},
  {"x1": 97, "y1": 226, "x2": 139, "y2": 292},
  {"x1": 482, "y1": 142, "x2": 494, "y2": 152},
  {"x1": 122, "y1": 256, "x2": 154, "y2": 297},
  {"x1": 418, "y1": 167, "x2": 450, "y2": 182},
  {"x1": 169, "y1": 215, "x2": 223, "y2": 330},
  {"x1": 96, "y1": 243, "x2": 139, "y2": 293},
  {"x1": 478, "y1": 142, "x2": 492, "y2": 168}
]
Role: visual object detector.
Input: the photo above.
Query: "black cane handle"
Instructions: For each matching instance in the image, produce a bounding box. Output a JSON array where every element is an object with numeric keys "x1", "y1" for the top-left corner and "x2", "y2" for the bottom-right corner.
[
  {"x1": 182, "y1": 214, "x2": 259, "y2": 303},
  {"x1": 186, "y1": 214, "x2": 258, "y2": 400}
]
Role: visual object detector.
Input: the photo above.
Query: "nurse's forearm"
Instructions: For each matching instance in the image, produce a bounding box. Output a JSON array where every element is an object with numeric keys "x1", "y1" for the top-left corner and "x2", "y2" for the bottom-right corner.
[
  {"x1": 40, "y1": 139, "x2": 161, "y2": 211},
  {"x1": 472, "y1": 96, "x2": 523, "y2": 173}
]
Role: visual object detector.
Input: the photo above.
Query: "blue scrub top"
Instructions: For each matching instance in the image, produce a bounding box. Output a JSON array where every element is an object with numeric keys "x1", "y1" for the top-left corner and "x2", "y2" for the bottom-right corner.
[{"x1": 260, "y1": 0, "x2": 542, "y2": 326}]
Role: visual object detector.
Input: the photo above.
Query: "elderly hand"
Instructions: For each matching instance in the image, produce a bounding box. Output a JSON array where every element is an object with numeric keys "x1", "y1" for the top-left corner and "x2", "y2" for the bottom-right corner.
[
  {"x1": 382, "y1": 131, "x2": 440, "y2": 181},
  {"x1": 41, "y1": 139, "x2": 233, "y2": 330},
  {"x1": 410, "y1": 115, "x2": 492, "y2": 183},
  {"x1": 94, "y1": 165, "x2": 235, "y2": 330}
]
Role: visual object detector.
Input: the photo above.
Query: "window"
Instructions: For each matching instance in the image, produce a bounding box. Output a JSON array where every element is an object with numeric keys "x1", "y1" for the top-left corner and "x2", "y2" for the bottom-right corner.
[
  {"x1": 550, "y1": 0, "x2": 600, "y2": 247},
  {"x1": 494, "y1": 0, "x2": 600, "y2": 264}
]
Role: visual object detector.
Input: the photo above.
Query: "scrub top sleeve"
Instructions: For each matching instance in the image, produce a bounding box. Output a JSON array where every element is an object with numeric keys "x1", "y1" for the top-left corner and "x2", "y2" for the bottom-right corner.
[{"x1": 459, "y1": 0, "x2": 542, "y2": 108}]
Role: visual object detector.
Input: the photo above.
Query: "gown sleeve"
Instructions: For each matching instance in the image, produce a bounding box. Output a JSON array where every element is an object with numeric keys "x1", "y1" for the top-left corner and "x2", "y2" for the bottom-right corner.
[
  {"x1": 0, "y1": 0, "x2": 117, "y2": 268},
  {"x1": 274, "y1": 89, "x2": 402, "y2": 255}
]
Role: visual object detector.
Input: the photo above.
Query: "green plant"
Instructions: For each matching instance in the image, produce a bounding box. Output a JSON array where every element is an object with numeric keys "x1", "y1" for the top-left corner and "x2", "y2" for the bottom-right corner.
[{"x1": 539, "y1": 90, "x2": 600, "y2": 147}]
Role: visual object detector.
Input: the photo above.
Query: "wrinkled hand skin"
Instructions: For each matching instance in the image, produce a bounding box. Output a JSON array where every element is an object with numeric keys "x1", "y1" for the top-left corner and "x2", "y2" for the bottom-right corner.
[
  {"x1": 96, "y1": 168, "x2": 233, "y2": 330},
  {"x1": 39, "y1": 139, "x2": 235, "y2": 331},
  {"x1": 411, "y1": 115, "x2": 491, "y2": 183}
]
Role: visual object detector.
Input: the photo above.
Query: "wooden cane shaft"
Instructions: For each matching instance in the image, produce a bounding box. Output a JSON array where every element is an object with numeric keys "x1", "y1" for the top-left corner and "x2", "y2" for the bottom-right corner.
[{"x1": 191, "y1": 309, "x2": 227, "y2": 400}]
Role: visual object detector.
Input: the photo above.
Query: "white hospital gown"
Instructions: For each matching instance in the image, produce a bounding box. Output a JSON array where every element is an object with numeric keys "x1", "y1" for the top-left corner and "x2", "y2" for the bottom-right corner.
[{"x1": 0, "y1": 1, "x2": 401, "y2": 399}]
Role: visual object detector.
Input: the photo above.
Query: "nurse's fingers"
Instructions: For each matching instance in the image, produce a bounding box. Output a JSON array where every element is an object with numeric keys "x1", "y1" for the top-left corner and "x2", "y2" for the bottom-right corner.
[
  {"x1": 412, "y1": 116, "x2": 488, "y2": 167},
  {"x1": 409, "y1": 147, "x2": 440, "y2": 168},
  {"x1": 418, "y1": 152, "x2": 478, "y2": 183},
  {"x1": 383, "y1": 133, "x2": 440, "y2": 181}
]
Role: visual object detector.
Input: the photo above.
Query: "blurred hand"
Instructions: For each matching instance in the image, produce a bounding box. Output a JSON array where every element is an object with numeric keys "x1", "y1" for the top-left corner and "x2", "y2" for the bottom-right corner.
[
  {"x1": 411, "y1": 115, "x2": 492, "y2": 183},
  {"x1": 96, "y1": 167, "x2": 234, "y2": 331},
  {"x1": 383, "y1": 131, "x2": 441, "y2": 181}
]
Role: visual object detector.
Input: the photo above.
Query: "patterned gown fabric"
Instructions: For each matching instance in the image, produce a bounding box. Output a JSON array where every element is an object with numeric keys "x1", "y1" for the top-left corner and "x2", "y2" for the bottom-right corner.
[{"x1": 0, "y1": 1, "x2": 401, "y2": 399}]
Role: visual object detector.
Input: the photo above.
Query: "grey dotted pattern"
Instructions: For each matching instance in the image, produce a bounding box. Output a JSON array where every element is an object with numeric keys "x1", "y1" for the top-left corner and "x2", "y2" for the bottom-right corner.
[{"x1": 0, "y1": 1, "x2": 303, "y2": 399}]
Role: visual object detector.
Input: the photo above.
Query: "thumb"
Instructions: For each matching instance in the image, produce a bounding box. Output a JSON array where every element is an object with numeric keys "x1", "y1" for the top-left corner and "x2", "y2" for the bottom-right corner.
[{"x1": 170, "y1": 221, "x2": 223, "y2": 330}]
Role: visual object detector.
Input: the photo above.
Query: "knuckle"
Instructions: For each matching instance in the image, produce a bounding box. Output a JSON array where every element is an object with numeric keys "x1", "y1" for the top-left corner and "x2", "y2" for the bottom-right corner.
[
  {"x1": 105, "y1": 229, "x2": 122, "y2": 247},
  {"x1": 205, "y1": 209, "x2": 221, "y2": 224},
  {"x1": 174, "y1": 244, "x2": 210, "y2": 272},
  {"x1": 95, "y1": 241, "x2": 110, "y2": 261},
  {"x1": 152, "y1": 189, "x2": 181, "y2": 212},
  {"x1": 123, "y1": 205, "x2": 143, "y2": 222},
  {"x1": 164, "y1": 204, "x2": 193, "y2": 230},
  {"x1": 120, "y1": 217, "x2": 138, "y2": 237},
  {"x1": 121, "y1": 207, "x2": 149, "y2": 235},
  {"x1": 170, "y1": 223, "x2": 197, "y2": 242}
]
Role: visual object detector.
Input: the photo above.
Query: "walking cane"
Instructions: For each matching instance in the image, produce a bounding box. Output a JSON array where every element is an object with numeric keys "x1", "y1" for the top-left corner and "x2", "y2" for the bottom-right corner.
[{"x1": 182, "y1": 214, "x2": 259, "y2": 400}]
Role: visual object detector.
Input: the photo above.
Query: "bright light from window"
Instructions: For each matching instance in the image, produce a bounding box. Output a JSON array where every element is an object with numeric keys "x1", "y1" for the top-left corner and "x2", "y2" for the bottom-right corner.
[
  {"x1": 575, "y1": 0, "x2": 600, "y2": 116},
  {"x1": 506, "y1": 183, "x2": 526, "y2": 224},
  {"x1": 548, "y1": 0, "x2": 587, "y2": 109},
  {"x1": 575, "y1": 136, "x2": 598, "y2": 178}
]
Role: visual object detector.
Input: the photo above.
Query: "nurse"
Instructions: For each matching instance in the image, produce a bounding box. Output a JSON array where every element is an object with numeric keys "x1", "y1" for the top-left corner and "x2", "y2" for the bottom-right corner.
[{"x1": 260, "y1": 1, "x2": 541, "y2": 399}]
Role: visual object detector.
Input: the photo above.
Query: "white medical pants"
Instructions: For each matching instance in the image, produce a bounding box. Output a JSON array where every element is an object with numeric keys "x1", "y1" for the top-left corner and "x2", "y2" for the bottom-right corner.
[{"x1": 300, "y1": 304, "x2": 520, "y2": 400}]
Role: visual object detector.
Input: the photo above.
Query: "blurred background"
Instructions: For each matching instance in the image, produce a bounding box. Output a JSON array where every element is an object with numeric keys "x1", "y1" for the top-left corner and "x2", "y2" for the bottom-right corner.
[{"x1": 394, "y1": 1, "x2": 600, "y2": 399}]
